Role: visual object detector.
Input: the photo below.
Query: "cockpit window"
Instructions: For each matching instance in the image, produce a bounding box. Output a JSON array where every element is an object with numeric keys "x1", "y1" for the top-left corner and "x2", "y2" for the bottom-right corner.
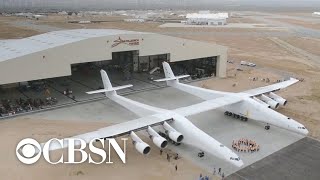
[
  {"x1": 230, "y1": 157, "x2": 240, "y2": 161},
  {"x1": 298, "y1": 127, "x2": 306, "y2": 129}
]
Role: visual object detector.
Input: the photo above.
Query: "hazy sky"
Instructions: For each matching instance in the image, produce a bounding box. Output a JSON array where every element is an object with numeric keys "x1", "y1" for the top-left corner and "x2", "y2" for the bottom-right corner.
[{"x1": 1, "y1": 0, "x2": 319, "y2": 10}]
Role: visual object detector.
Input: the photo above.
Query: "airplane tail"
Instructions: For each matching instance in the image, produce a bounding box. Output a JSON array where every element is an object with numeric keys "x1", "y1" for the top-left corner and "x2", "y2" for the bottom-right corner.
[
  {"x1": 86, "y1": 70, "x2": 133, "y2": 97},
  {"x1": 155, "y1": 62, "x2": 227, "y2": 100},
  {"x1": 154, "y1": 62, "x2": 190, "y2": 86},
  {"x1": 87, "y1": 69, "x2": 163, "y2": 117}
]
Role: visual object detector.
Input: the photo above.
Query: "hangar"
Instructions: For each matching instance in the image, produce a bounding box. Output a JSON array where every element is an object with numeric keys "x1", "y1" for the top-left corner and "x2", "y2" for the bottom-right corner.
[{"x1": 0, "y1": 29, "x2": 227, "y2": 87}]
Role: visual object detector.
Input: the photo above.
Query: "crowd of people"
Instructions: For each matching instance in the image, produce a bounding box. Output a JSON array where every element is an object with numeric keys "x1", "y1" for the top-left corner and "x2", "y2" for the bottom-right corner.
[
  {"x1": 249, "y1": 77, "x2": 270, "y2": 83},
  {"x1": 0, "y1": 97, "x2": 58, "y2": 117},
  {"x1": 232, "y1": 138, "x2": 260, "y2": 153}
]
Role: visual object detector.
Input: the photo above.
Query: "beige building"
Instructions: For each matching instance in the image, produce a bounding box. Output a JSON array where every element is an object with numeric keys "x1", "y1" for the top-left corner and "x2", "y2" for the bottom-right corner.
[{"x1": 0, "y1": 29, "x2": 227, "y2": 86}]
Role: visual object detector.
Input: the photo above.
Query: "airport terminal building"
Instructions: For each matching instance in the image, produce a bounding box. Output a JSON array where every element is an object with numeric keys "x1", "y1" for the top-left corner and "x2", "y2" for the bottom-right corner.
[{"x1": 0, "y1": 29, "x2": 227, "y2": 87}]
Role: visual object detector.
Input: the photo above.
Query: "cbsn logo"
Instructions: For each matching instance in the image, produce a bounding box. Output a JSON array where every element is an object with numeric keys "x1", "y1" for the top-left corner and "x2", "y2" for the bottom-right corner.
[{"x1": 16, "y1": 138, "x2": 127, "y2": 165}]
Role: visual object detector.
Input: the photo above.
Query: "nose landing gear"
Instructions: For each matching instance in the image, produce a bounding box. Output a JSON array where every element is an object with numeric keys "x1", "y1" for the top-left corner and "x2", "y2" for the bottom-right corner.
[
  {"x1": 265, "y1": 124, "x2": 270, "y2": 130},
  {"x1": 198, "y1": 151, "x2": 204, "y2": 158}
]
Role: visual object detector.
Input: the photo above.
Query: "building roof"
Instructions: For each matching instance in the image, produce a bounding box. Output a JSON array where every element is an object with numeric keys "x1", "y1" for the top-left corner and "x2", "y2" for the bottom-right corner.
[
  {"x1": 186, "y1": 13, "x2": 229, "y2": 19},
  {"x1": 0, "y1": 29, "x2": 148, "y2": 62}
]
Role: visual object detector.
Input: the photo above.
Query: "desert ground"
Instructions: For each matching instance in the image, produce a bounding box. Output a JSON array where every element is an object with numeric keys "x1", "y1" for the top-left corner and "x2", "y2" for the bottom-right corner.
[
  {"x1": 0, "y1": 16, "x2": 38, "y2": 39},
  {"x1": 1, "y1": 11, "x2": 320, "y2": 179},
  {"x1": 0, "y1": 118, "x2": 215, "y2": 180}
]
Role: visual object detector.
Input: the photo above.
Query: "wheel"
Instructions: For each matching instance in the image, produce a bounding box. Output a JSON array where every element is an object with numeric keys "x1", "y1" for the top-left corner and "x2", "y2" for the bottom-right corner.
[
  {"x1": 236, "y1": 115, "x2": 240, "y2": 119},
  {"x1": 228, "y1": 112, "x2": 232, "y2": 116},
  {"x1": 244, "y1": 117, "x2": 248, "y2": 121},
  {"x1": 224, "y1": 111, "x2": 229, "y2": 115},
  {"x1": 198, "y1": 151, "x2": 204, "y2": 157},
  {"x1": 265, "y1": 125, "x2": 270, "y2": 130}
]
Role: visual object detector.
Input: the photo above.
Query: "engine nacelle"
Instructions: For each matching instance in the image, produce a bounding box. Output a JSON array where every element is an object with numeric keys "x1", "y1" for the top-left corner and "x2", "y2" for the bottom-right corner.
[
  {"x1": 253, "y1": 97, "x2": 271, "y2": 108},
  {"x1": 153, "y1": 136, "x2": 168, "y2": 149},
  {"x1": 130, "y1": 132, "x2": 151, "y2": 155},
  {"x1": 147, "y1": 126, "x2": 168, "y2": 149},
  {"x1": 260, "y1": 94, "x2": 279, "y2": 109},
  {"x1": 163, "y1": 122, "x2": 184, "y2": 143},
  {"x1": 268, "y1": 92, "x2": 287, "y2": 106},
  {"x1": 135, "y1": 142, "x2": 151, "y2": 155}
]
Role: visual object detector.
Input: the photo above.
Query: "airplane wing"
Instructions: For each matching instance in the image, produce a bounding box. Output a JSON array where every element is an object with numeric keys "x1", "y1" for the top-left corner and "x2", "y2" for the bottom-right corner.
[
  {"x1": 46, "y1": 115, "x2": 173, "y2": 150},
  {"x1": 174, "y1": 96, "x2": 243, "y2": 116},
  {"x1": 242, "y1": 78, "x2": 299, "y2": 96}
]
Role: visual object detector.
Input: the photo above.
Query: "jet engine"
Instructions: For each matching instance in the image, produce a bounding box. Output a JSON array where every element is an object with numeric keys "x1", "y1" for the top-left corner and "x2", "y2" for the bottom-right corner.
[
  {"x1": 253, "y1": 97, "x2": 271, "y2": 108},
  {"x1": 163, "y1": 122, "x2": 184, "y2": 143},
  {"x1": 147, "y1": 126, "x2": 168, "y2": 149},
  {"x1": 268, "y1": 92, "x2": 287, "y2": 106},
  {"x1": 130, "y1": 132, "x2": 151, "y2": 155},
  {"x1": 260, "y1": 94, "x2": 279, "y2": 109}
]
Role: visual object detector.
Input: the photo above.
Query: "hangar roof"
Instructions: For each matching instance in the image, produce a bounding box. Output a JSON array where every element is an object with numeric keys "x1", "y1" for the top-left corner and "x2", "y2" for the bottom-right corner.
[
  {"x1": 186, "y1": 13, "x2": 229, "y2": 19},
  {"x1": 0, "y1": 29, "x2": 148, "y2": 62}
]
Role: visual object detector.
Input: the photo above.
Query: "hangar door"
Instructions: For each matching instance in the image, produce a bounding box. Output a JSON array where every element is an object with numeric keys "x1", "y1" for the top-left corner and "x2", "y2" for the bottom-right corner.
[
  {"x1": 136, "y1": 54, "x2": 169, "y2": 73},
  {"x1": 112, "y1": 50, "x2": 139, "y2": 80},
  {"x1": 170, "y1": 56, "x2": 217, "y2": 79}
]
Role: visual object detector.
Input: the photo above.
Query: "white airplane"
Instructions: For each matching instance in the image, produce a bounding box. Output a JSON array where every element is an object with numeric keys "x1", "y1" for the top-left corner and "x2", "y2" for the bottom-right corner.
[
  {"x1": 155, "y1": 62, "x2": 308, "y2": 135},
  {"x1": 46, "y1": 62, "x2": 307, "y2": 167},
  {"x1": 47, "y1": 70, "x2": 244, "y2": 167}
]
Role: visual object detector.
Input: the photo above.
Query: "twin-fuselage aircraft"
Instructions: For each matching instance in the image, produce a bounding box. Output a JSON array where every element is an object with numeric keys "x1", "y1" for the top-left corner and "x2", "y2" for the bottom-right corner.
[{"x1": 46, "y1": 62, "x2": 308, "y2": 167}]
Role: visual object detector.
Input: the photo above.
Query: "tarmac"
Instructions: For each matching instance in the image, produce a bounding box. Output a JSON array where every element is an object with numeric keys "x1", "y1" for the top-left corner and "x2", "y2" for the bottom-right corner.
[
  {"x1": 0, "y1": 69, "x2": 169, "y2": 118},
  {"x1": 21, "y1": 85, "x2": 305, "y2": 177},
  {"x1": 226, "y1": 137, "x2": 320, "y2": 180}
]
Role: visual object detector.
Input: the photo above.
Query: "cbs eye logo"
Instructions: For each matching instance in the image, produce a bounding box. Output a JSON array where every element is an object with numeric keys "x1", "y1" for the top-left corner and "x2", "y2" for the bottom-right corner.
[{"x1": 16, "y1": 138, "x2": 42, "y2": 164}]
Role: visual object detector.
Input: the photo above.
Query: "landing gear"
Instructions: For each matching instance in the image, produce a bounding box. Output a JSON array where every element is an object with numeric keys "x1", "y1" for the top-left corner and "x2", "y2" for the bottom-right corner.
[
  {"x1": 240, "y1": 116, "x2": 248, "y2": 121},
  {"x1": 265, "y1": 124, "x2": 270, "y2": 130},
  {"x1": 224, "y1": 111, "x2": 232, "y2": 116},
  {"x1": 198, "y1": 151, "x2": 204, "y2": 158},
  {"x1": 224, "y1": 111, "x2": 248, "y2": 121}
]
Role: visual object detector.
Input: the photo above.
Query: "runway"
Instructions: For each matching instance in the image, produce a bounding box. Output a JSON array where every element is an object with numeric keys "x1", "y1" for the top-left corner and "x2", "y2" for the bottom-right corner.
[{"x1": 226, "y1": 137, "x2": 320, "y2": 180}]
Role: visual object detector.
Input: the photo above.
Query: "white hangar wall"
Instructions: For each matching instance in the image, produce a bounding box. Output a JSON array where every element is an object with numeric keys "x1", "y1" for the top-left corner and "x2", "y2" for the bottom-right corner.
[{"x1": 0, "y1": 31, "x2": 227, "y2": 85}]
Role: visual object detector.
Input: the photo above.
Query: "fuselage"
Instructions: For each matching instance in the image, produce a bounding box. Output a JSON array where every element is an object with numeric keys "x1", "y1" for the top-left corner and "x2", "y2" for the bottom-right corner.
[
  {"x1": 224, "y1": 93, "x2": 308, "y2": 135},
  {"x1": 108, "y1": 94, "x2": 243, "y2": 167},
  {"x1": 165, "y1": 113, "x2": 243, "y2": 167},
  {"x1": 170, "y1": 80, "x2": 308, "y2": 136}
]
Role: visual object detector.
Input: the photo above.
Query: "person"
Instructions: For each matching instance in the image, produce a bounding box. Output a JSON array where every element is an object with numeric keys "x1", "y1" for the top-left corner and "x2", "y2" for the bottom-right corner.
[
  {"x1": 218, "y1": 168, "x2": 221, "y2": 175},
  {"x1": 160, "y1": 149, "x2": 163, "y2": 155},
  {"x1": 213, "y1": 168, "x2": 216, "y2": 175},
  {"x1": 205, "y1": 175, "x2": 209, "y2": 180},
  {"x1": 66, "y1": 88, "x2": 70, "y2": 95},
  {"x1": 174, "y1": 153, "x2": 179, "y2": 160},
  {"x1": 222, "y1": 172, "x2": 225, "y2": 179},
  {"x1": 175, "y1": 164, "x2": 177, "y2": 171}
]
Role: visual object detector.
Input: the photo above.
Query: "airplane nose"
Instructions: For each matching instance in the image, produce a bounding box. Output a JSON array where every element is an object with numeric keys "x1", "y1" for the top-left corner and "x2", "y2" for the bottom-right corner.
[
  {"x1": 230, "y1": 159, "x2": 244, "y2": 167},
  {"x1": 298, "y1": 128, "x2": 308, "y2": 135},
  {"x1": 235, "y1": 160, "x2": 244, "y2": 167}
]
